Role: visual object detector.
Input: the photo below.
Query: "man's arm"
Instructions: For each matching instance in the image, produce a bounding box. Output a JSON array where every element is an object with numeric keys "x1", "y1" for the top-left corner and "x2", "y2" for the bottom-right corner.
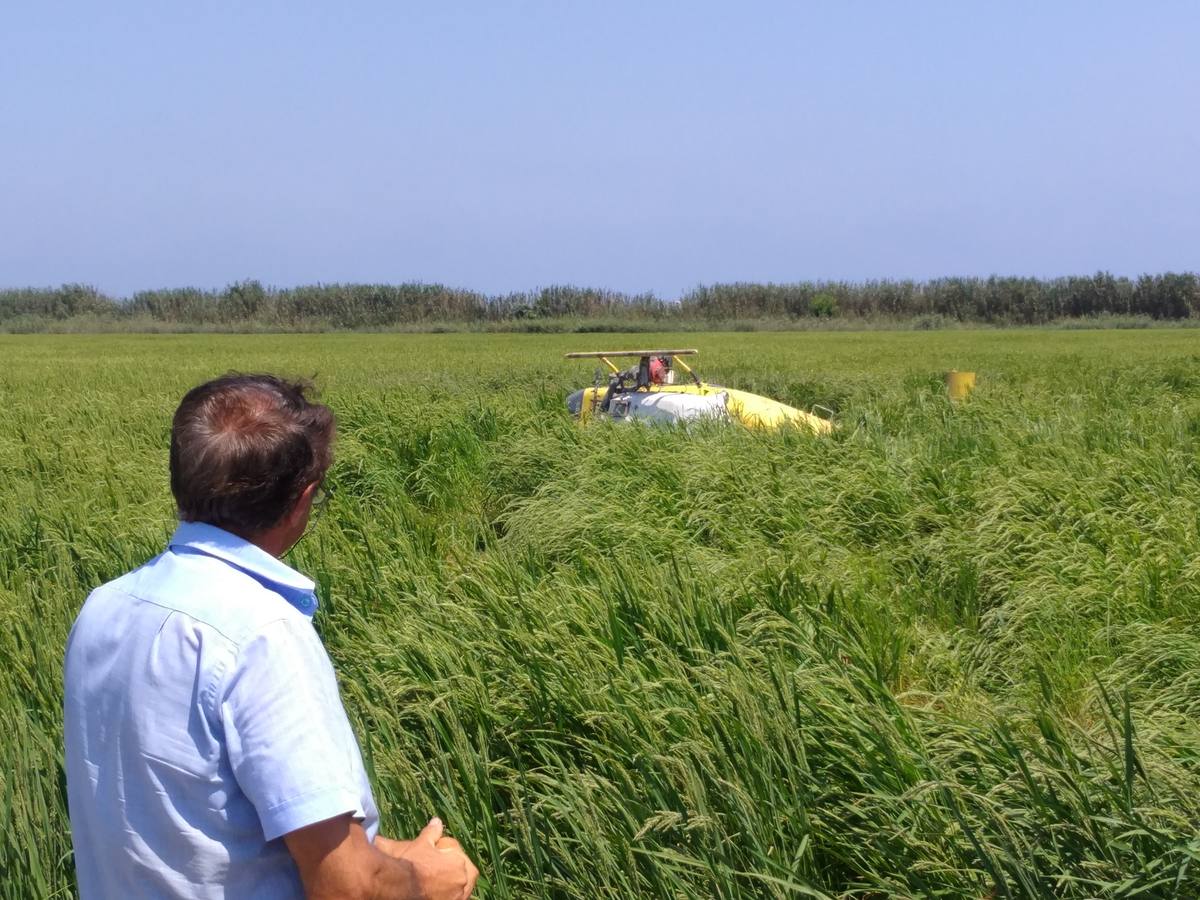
[{"x1": 285, "y1": 814, "x2": 477, "y2": 900}]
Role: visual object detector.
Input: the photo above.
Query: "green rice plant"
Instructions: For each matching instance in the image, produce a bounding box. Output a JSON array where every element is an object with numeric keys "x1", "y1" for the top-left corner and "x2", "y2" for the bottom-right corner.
[{"x1": 1, "y1": 330, "x2": 1199, "y2": 897}]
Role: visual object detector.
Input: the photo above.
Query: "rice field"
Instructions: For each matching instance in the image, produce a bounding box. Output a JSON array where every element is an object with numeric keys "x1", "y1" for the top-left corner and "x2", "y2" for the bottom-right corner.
[{"x1": 2, "y1": 330, "x2": 1199, "y2": 898}]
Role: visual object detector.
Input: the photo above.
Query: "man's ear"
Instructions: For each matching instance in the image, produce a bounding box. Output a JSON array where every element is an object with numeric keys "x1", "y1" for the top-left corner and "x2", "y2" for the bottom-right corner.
[{"x1": 287, "y1": 481, "x2": 320, "y2": 528}]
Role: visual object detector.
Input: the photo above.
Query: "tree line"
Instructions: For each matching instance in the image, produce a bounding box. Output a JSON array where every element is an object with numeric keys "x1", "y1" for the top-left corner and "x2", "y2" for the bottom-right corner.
[{"x1": 2, "y1": 273, "x2": 1198, "y2": 330}]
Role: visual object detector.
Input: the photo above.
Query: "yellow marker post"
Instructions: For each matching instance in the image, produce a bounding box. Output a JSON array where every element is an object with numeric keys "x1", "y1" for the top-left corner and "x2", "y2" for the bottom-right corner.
[{"x1": 946, "y1": 370, "x2": 976, "y2": 400}]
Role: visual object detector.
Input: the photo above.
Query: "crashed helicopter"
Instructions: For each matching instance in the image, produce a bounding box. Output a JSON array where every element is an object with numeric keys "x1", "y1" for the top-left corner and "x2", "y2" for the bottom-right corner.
[{"x1": 564, "y1": 349, "x2": 833, "y2": 435}]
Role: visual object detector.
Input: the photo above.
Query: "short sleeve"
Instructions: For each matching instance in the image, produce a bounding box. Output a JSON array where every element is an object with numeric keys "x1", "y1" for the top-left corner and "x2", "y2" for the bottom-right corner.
[{"x1": 220, "y1": 616, "x2": 368, "y2": 841}]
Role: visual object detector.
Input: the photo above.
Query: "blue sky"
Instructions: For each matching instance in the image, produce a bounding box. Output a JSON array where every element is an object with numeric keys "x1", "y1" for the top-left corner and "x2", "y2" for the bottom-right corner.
[{"x1": 2, "y1": 1, "x2": 1196, "y2": 298}]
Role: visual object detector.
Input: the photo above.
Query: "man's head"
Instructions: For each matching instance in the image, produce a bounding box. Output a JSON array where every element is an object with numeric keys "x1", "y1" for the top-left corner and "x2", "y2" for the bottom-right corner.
[
  {"x1": 170, "y1": 374, "x2": 334, "y2": 551},
  {"x1": 648, "y1": 356, "x2": 668, "y2": 384}
]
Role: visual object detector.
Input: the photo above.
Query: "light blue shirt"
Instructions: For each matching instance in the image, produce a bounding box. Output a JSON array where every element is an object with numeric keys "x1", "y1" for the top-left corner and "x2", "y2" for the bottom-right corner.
[{"x1": 63, "y1": 522, "x2": 379, "y2": 899}]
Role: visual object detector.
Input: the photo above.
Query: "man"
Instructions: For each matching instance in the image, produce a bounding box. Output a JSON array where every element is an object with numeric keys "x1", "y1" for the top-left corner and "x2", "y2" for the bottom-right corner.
[
  {"x1": 648, "y1": 355, "x2": 669, "y2": 385},
  {"x1": 63, "y1": 374, "x2": 478, "y2": 899}
]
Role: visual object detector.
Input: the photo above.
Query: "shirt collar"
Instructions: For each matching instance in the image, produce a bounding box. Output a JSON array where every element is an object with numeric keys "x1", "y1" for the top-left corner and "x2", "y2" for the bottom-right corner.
[{"x1": 168, "y1": 521, "x2": 319, "y2": 617}]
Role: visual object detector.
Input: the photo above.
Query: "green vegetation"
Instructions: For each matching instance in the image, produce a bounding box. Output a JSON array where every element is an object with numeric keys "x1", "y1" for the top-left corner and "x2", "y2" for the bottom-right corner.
[
  {"x1": 2, "y1": 273, "x2": 1199, "y2": 332},
  {"x1": 2, "y1": 330, "x2": 1199, "y2": 898}
]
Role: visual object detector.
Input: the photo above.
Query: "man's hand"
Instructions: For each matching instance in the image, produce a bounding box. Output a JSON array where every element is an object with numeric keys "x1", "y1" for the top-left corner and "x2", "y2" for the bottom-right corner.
[
  {"x1": 384, "y1": 818, "x2": 478, "y2": 900},
  {"x1": 285, "y1": 813, "x2": 477, "y2": 899},
  {"x1": 375, "y1": 821, "x2": 467, "y2": 862}
]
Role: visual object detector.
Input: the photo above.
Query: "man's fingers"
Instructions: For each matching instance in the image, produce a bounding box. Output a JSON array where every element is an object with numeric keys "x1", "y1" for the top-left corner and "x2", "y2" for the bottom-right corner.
[
  {"x1": 410, "y1": 818, "x2": 476, "y2": 898},
  {"x1": 417, "y1": 816, "x2": 444, "y2": 847},
  {"x1": 463, "y1": 858, "x2": 479, "y2": 898}
]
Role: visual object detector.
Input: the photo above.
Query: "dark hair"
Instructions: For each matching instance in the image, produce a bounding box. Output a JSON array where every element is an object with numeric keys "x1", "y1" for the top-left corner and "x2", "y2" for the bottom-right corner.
[{"x1": 170, "y1": 374, "x2": 334, "y2": 534}]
